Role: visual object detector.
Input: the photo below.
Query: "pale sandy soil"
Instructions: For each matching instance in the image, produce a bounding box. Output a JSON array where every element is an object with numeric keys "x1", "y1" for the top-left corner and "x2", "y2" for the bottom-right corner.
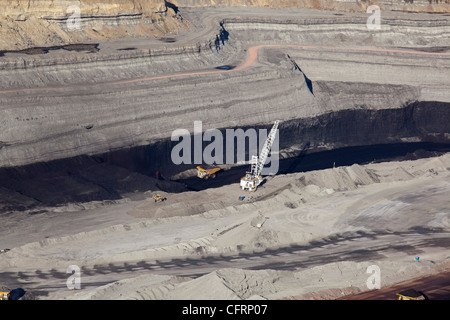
[
  {"x1": 0, "y1": 153, "x2": 449, "y2": 299},
  {"x1": 0, "y1": 5, "x2": 449, "y2": 300}
]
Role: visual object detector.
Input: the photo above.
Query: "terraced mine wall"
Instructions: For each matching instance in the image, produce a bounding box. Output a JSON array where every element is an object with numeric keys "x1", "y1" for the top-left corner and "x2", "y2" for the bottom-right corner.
[
  {"x1": 96, "y1": 100, "x2": 450, "y2": 174},
  {"x1": 0, "y1": 0, "x2": 183, "y2": 51},
  {"x1": 1, "y1": 100, "x2": 449, "y2": 212},
  {"x1": 173, "y1": 0, "x2": 450, "y2": 12},
  {"x1": 0, "y1": 13, "x2": 449, "y2": 212},
  {"x1": 1, "y1": 16, "x2": 449, "y2": 167}
]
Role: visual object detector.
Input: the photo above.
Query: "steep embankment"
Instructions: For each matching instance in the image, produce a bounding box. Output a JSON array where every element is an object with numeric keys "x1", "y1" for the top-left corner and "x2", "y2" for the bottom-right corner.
[
  {"x1": 0, "y1": 13, "x2": 449, "y2": 169},
  {"x1": 0, "y1": 8, "x2": 449, "y2": 214},
  {"x1": 1, "y1": 153, "x2": 449, "y2": 300},
  {"x1": 172, "y1": 0, "x2": 450, "y2": 12},
  {"x1": 0, "y1": 0, "x2": 186, "y2": 51},
  {"x1": 2, "y1": 0, "x2": 449, "y2": 51}
]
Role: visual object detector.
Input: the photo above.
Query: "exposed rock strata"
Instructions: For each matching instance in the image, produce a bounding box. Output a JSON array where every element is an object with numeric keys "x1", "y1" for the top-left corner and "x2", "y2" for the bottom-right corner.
[{"x1": 0, "y1": 0, "x2": 186, "y2": 51}]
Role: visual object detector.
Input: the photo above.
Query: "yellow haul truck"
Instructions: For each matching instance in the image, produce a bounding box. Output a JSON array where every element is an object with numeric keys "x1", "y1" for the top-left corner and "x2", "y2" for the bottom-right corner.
[
  {"x1": 196, "y1": 166, "x2": 221, "y2": 179},
  {"x1": 152, "y1": 194, "x2": 166, "y2": 203},
  {"x1": 0, "y1": 291, "x2": 10, "y2": 300},
  {"x1": 396, "y1": 289, "x2": 426, "y2": 300}
]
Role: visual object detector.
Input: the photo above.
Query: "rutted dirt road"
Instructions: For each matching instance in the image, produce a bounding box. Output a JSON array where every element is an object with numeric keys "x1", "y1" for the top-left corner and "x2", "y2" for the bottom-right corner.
[{"x1": 2, "y1": 44, "x2": 450, "y2": 95}]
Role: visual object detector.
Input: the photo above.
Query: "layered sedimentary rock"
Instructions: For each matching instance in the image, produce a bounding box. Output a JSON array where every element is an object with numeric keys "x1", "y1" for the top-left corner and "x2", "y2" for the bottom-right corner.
[
  {"x1": 1, "y1": 0, "x2": 167, "y2": 18},
  {"x1": 0, "y1": 0, "x2": 185, "y2": 50},
  {"x1": 0, "y1": 6, "x2": 449, "y2": 212},
  {"x1": 0, "y1": 9, "x2": 449, "y2": 169},
  {"x1": 1, "y1": 0, "x2": 449, "y2": 50},
  {"x1": 172, "y1": 0, "x2": 450, "y2": 12}
]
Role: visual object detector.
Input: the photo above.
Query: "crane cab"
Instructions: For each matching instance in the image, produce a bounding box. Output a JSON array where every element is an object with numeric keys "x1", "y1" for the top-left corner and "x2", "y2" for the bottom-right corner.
[{"x1": 240, "y1": 173, "x2": 263, "y2": 192}]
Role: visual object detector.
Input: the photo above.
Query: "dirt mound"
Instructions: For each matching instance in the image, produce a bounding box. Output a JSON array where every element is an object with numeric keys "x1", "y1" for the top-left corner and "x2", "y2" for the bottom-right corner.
[
  {"x1": 72, "y1": 274, "x2": 181, "y2": 300},
  {"x1": 64, "y1": 259, "x2": 449, "y2": 300},
  {"x1": 0, "y1": 285, "x2": 11, "y2": 292}
]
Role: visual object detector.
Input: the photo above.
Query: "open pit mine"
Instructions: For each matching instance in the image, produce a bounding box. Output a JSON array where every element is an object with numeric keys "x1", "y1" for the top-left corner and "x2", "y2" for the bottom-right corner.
[{"x1": 0, "y1": 0, "x2": 449, "y2": 302}]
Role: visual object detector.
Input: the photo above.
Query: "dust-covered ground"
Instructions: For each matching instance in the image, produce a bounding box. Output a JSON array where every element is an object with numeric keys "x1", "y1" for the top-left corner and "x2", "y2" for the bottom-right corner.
[
  {"x1": 0, "y1": 153, "x2": 449, "y2": 300},
  {"x1": 0, "y1": 4, "x2": 449, "y2": 300}
]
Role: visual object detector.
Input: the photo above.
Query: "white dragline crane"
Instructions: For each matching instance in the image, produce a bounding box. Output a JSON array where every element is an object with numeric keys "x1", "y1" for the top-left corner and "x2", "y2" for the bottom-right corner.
[{"x1": 240, "y1": 120, "x2": 280, "y2": 192}]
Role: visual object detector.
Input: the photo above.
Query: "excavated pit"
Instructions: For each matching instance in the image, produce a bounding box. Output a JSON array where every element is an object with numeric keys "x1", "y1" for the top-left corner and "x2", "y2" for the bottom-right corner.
[
  {"x1": 1, "y1": 4, "x2": 450, "y2": 302},
  {"x1": 1, "y1": 100, "x2": 449, "y2": 213},
  {"x1": 1, "y1": 9, "x2": 449, "y2": 213}
]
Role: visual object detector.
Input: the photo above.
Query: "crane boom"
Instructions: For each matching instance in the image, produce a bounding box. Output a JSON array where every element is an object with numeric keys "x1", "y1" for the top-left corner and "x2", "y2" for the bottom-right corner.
[
  {"x1": 240, "y1": 120, "x2": 280, "y2": 192},
  {"x1": 253, "y1": 120, "x2": 279, "y2": 178}
]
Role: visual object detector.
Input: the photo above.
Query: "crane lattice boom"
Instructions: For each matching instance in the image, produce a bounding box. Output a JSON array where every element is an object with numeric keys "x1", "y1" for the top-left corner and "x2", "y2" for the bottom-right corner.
[
  {"x1": 240, "y1": 120, "x2": 280, "y2": 192},
  {"x1": 251, "y1": 120, "x2": 279, "y2": 178}
]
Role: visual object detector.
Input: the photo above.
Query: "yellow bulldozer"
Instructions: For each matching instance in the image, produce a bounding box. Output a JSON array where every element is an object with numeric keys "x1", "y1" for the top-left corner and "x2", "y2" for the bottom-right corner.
[{"x1": 196, "y1": 165, "x2": 221, "y2": 180}]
